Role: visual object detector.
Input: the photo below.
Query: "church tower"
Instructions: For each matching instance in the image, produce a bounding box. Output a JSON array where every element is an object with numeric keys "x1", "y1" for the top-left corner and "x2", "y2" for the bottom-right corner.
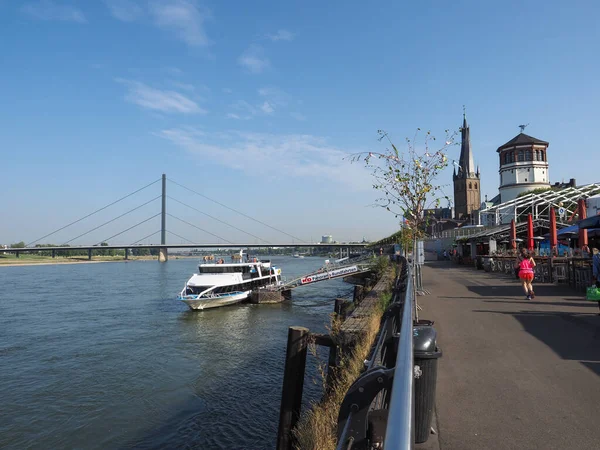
[{"x1": 453, "y1": 112, "x2": 481, "y2": 220}]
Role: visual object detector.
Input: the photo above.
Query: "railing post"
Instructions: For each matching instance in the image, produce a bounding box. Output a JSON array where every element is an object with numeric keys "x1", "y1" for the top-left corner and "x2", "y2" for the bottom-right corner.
[{"x1": 277, "y1": 326, "x2": 309, "y2": 450}]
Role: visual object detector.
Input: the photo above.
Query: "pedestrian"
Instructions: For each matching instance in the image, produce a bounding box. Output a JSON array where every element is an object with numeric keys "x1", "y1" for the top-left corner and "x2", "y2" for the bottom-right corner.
[
  {"x1": 592, "y1": 248, "x2": 600, "y2": 314},
  {"x1": 518, "y1": 249, "x2": 536, "y2": 300},
  {"x1": 443, "y1": 250, "x2": 447, "y2": 260}
]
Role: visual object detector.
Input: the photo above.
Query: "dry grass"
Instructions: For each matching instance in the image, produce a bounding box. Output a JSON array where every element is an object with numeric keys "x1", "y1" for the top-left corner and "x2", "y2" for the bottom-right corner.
[{"x1": 292, "y1": 274, "x2": 394, "y2": 450}]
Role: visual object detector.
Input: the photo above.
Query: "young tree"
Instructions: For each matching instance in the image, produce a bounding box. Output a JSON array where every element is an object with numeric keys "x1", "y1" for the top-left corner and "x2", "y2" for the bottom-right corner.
[{"x1": 352, "y1": 129, "x2": 457, "y2": 251}]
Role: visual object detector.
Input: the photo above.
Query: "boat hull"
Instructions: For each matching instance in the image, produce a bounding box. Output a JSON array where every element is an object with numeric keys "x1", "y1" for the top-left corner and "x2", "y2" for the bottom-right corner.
[{"x1": 179, "y1": 291, "x2": 250, "y2": 310}]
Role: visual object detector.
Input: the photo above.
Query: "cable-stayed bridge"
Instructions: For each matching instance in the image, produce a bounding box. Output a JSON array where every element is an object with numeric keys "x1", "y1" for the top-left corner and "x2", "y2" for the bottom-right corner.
[{"x1": 5, "y1": 174, "x2": 368, "y2": 262}]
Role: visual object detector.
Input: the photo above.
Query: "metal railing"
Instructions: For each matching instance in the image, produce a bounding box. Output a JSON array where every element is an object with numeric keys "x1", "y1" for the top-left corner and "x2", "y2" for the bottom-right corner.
[{"x1": 336, "y1": 257, "x2": 415, "y2": 450}]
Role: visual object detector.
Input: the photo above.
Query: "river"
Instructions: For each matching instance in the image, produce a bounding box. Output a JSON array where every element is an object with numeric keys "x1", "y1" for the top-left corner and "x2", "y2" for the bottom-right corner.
[{"x1": 0, "y1": 256, "x2": 351, "y2": 449}]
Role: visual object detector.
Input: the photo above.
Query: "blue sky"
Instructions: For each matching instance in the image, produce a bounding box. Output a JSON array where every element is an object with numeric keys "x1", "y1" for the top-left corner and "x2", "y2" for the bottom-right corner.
[{"x1": 1, "y1": 0, "x2": 599, "y2": 246}]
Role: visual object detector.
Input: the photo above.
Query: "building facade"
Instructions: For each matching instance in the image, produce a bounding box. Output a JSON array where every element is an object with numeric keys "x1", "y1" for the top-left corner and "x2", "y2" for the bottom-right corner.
[
  {"x1": 453, "y1": 114, "x2": 481, "y2": 221},
  {"x1": 497, "y1": 132, "x2": 550, "y2": 203}
]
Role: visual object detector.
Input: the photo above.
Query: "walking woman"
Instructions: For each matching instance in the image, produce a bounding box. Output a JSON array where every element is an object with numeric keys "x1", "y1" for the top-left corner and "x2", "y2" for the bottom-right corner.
[{"x1": 519, "y1": 249, "x2": 536, "y2": 299}]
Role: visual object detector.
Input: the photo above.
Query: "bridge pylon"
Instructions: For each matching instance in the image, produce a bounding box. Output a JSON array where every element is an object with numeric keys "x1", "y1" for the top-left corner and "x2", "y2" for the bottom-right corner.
[{"x1": 160, "y1": 173, "x2": 168, "y2": 262}]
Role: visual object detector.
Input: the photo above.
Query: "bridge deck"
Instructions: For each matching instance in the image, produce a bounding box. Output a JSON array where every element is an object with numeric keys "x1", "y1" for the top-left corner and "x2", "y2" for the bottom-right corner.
[{"x1": 419, "y1": 261, "x2": 600, "y2": 450}]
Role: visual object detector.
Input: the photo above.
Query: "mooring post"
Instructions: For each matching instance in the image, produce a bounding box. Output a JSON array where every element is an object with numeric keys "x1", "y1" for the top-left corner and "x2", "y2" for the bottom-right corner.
[
  {"x1": 334, "y1": 298, "x2": 345, "y2": 319},
  {"x1": 326, "y1": 300, "x2": 345, "y2": 388},
  {"x1": 277, "y1": 326, "x2": 309, "y2": 450}
]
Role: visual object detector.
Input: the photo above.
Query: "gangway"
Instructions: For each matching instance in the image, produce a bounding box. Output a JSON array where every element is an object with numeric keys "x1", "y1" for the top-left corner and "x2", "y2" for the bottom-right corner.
[{"x1": 279, "y1": 255, "x2": 375, "y2": 290}]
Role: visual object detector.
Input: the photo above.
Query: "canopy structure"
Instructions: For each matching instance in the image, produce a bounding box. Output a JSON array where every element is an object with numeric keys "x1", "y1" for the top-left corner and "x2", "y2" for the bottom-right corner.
[
  {"x1": 456, "y1": 218, "x2": 554, "y2": 243},
  {"x1": 479, "y1": 183, "x2": 600, "y2": 226},
  {"x1": 579, "y1": 215, "x2": 600, "y2": 230},
  {"x1": 542, "y1": 223, "x2": 600, "y2": 238}
]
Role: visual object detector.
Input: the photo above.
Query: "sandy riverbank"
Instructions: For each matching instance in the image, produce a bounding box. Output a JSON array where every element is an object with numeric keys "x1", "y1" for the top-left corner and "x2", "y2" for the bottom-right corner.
[{"x1": 0, "y1": 255, "x2": 199, "y2": 268}]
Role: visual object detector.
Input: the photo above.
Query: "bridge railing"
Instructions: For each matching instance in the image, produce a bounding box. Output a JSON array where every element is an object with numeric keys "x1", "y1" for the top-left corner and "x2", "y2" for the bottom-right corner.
[{"x1": 336, "y1": 257, "x2": 414, "y2": 450}]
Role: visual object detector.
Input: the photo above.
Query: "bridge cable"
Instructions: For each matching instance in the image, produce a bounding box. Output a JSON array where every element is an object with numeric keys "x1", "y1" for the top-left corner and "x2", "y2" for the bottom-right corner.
[
  {"x1": 167, "y1": 230, "x2": 198, "y2": 245},
  {"x1": 130, "y1": 230, "x2": 161, "y2": 245},
  {"x1": 166, "y1": 213, "x2": 233, "y2": 244},
  {"x1": 167, "y1": 179, "x2": 306, "y2": 242},
  {"x1": 167, "y1": 196, "x2": 271, "y2": 244},
  {"x1": 26, "y1": 178, "x2": 161, "y2": 247},
  {"x1": 63, "y1": 196, "x2": 161, "y2": 245},
  {"x1": 97, "y1": 213, "x2": 161, "y2": 245}
]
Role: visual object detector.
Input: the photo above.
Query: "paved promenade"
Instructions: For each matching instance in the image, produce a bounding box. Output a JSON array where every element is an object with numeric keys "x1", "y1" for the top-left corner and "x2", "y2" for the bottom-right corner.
[{"x1": 418, "y1": 261, "x2": 600, "y2": 450}]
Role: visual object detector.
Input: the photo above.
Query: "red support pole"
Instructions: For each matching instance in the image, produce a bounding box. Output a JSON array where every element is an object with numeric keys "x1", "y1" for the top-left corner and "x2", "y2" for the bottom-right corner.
[
  {"x1": 578, "y1": 199, "x2": 588, "y2": 249},
  {"x1": 550, "y1": 208, "x2": 558, "y2": 251},
  {"x1": 527, "y1": 214, "x2": 534, "y2": 251},
  {"x1": 510, "y1": 219, "x2": 517, "y2": 250}
]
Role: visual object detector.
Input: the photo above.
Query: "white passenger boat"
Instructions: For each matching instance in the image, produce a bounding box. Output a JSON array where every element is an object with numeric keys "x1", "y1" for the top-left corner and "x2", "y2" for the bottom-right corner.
[{"x1": 178, "y1": 252, "x2": 284, "y2": 310}]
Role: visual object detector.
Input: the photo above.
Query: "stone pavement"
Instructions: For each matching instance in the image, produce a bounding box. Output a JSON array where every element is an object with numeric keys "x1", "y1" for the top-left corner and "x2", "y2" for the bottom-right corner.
[{"x1": 417, "y1": 261, "x2": 600, "y2": 450}]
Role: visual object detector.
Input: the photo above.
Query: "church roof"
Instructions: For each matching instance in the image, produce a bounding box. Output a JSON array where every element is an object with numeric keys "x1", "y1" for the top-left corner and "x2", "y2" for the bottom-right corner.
[{"x1": 497, "y1": 133, "x2": 549, "y2": 152}]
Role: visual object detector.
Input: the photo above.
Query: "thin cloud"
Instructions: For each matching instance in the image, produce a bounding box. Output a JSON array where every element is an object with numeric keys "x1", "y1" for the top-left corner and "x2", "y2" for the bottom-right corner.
[
  {"x1": 238, "y1": 45, "x2": 270, "y2": 74},
  {"x1": 260, "y1": 102, "x2": 275, "y2": 114},
  {"x1": 170, "y1": 81, "x2": 196, "y2": 92},
  {"x1": 258, "y1": 86, "x2": 289, "y2": 106},
  {"x1": 148, "y1": 0, "x2": 211, "y2": 47},
  {"x1": 223, "y1": 88, "x2": 233, "y2": 94},
  {"x1": 155, "y1": 128, "x2": 372, "y2": 190},
  {"x1": 21, "y1": 0, "x2": 86, "y2": 23},
  {"x1": 226, "y1": 100, "x2": 258, "y2": 120},
  {"x1": 266, "y1": 29, "x2": 294, "y2": 42},
  {"x1": 104, "y1": 0, "x2": 142, "y2": 22},
  {"x1": 290, "y1": 112, "x2": 307, "y2": 121},
  {"x1": 116, "y1": 78, "x2": 206, "y2": 114}
]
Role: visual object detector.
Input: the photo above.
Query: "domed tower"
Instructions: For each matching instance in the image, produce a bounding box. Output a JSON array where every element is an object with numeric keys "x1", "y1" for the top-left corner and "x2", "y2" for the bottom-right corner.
[
  {"x1": 497, "y1": 126, "x2": 550, "y2": 203},
  {"x1": 453, "y1": 112, "x2": 481, "y2": 220}
]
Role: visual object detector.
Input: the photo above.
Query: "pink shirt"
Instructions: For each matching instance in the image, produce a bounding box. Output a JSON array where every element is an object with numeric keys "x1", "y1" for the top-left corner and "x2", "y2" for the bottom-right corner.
[{"x1": 520, "y1": 258, "x2": 534, "y2": 274}]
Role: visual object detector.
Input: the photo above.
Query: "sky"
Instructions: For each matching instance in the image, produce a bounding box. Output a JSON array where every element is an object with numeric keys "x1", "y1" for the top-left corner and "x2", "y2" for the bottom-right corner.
[{"x1": 1, "y1": 0, "x2": 599, "y2": 246}]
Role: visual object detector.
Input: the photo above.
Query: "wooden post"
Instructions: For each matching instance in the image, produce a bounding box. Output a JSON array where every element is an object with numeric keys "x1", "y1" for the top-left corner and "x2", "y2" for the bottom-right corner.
[
  {"x1": 277, "y1": 326, "x2": 309, "y2": 450},
  {"x1": 326, "y1": 300, "x2": 345, "y2": 389}
]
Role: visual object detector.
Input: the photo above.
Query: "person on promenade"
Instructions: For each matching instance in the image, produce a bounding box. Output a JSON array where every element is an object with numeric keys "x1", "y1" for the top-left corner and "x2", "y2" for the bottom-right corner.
[
  {"x1": 593, "y1": 248, "x2": 600, "y2": 313},
  {"x1": 518, "y1": 249, "x2": 536, "y2": 300}
]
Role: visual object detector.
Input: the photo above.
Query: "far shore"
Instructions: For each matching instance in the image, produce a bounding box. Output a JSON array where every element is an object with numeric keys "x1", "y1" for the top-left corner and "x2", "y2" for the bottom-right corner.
[{"x1": 0, "y1": 254, "x2": 200, "y2": 268}]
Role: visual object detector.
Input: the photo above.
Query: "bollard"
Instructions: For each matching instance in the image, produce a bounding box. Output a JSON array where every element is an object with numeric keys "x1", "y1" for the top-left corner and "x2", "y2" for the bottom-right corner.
[{"x1": 413, "y1": 320, "x2": 442, "y2": 444}]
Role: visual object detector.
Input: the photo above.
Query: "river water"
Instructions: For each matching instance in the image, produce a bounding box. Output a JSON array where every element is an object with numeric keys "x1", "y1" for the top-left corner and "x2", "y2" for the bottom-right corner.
[{"x1": 0, "y1": 256, "x2": 350, "y2": 450}]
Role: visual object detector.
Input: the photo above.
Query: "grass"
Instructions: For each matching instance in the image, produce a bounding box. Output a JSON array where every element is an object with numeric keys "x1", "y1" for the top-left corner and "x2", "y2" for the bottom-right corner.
[
  {"x1": 0, "y1": 253, "x2": 158, "y2": 265},
  {"x1": 292, "y1": 271, "x2": 394, "y2": 450}
]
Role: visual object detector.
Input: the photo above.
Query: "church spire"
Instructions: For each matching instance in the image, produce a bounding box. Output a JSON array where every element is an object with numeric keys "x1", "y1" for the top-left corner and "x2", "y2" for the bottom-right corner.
[{"x1": 458, "y1": 108, "x2": 476, "y2": 178}]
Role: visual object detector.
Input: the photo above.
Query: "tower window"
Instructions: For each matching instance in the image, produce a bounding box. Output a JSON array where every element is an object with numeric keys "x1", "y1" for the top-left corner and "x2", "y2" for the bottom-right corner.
[
  {"x1": 518, "y1": 150, "x2": 524, "y2": 161},
  {"x1": 469, "y1": 182, "x2": 472, "y2": 189},
  {"x1": 474, "y1": 183, "x2": 477, "y2": 189},
  {"x1": 525, "y1": 150, "x2": 532, "y2": 160}
]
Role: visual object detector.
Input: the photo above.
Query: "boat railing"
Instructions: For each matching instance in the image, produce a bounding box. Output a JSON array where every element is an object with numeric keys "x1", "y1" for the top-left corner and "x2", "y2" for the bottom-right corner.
[{"x1": 180, "y1": 290, "x2": 248, "y2": 300}]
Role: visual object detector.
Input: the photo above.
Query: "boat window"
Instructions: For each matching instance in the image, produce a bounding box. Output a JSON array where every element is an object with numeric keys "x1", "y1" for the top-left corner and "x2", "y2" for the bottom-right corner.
[
  {"x1": 200, "y1": 266, "x2": 244, "y2": 274},
  {"x1": 187, "y1": 285, "x2": 212, "y2": 294}
]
